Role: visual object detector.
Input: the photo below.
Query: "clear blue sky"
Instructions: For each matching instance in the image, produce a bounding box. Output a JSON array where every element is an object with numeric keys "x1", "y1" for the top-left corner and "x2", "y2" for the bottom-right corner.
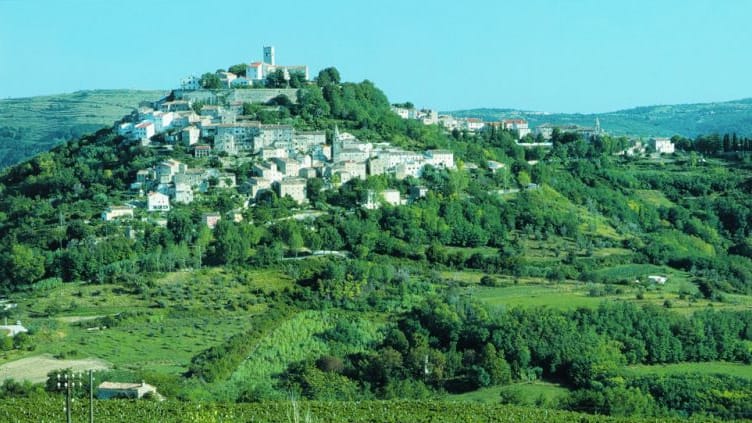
[{"x1": 1, "y1": 0, "x2": 750, "y2": 113}]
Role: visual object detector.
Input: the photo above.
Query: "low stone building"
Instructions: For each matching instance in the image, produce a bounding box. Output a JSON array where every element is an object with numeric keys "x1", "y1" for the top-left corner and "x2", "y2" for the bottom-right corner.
[{"x1": 97, "y1": 381, "x2": 159, "y2": 400}]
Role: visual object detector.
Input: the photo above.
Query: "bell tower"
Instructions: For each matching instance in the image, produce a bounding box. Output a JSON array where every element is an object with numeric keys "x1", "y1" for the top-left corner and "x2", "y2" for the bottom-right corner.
[{"x1": 263, "y1": 46, "x2": 275, "y2": 65}]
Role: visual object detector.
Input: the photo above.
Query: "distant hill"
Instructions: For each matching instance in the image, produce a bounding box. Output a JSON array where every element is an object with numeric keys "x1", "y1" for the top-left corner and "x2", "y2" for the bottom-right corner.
[
  {"x1": 448, "y1": 98, "x2": 752, "y2": 138},
  {"x1": 0, "y1": 89, "x2": 166, "y2": 168}
]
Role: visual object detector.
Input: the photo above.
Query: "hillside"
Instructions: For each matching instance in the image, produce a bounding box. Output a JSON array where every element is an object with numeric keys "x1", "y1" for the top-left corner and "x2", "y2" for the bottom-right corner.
[
  {"x1": 449, "y1": 97, "x2": 752, "y2": 138},
  {"x1": 1, "y1": 71, "x2": 752, "y2": 420},
  {"x1": 0, "y1": 89, "x2": 166, "y2": 168}
]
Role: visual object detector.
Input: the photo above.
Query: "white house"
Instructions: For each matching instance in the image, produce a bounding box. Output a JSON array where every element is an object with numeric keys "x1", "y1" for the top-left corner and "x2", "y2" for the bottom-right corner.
[
  {"x1": 0, "y1": 320, "x2": 28, "y2": 337},
  {"x1": 648, "y1": 275, "x2": 668, "y2": 285},
  {"x1": 102, "y1": 205, "x2": 135, "y2": 221},
  {"x1": 147, "y1": 192, "x2": 170, "y2": 212},
  {"x1": 97, "y1": 381, "x2": 159, "y2": 400},
  {"x1": 181, "y1": 126, "x2": 200, "y2": 146},
  {"x1": 425, "y1": 150, "x2": 454, "y2": 169},
  {"x1": 649, "y1": 137, "x2": 675, "y2": 154},
  {"x1": 276, "y1": 177, "x2": 307, "y2": 204},
  {"x1": 292, "y1": 131, "x2": 326, "y2": 151},
  {"x1": 273, "y1": 158, "x2": 301, "y2": 178},
  {"x1": 502, "y1": 119, "x2": 531, "y2": 139},
  {"x1": 464, "y1": 118, "x2": 485, "y2": 132},
  {"x1": 244, "y1": 177, "x2": 273, "y2": 199},
  {"x1": 174, "y1": 183, "x2": 194, "y2": 205},
  {"x1": 117, "y1": 122, "x2": 134, "y2": 136},
  {"x1": 180, "y1": 75, "x2": 201, "y2": 90},
  {"x1": 133, "y1": 121, "x2": 155, "y2": 140},
  {"x1": 203, "y1": 212, "x2": 221, "y2": 229}
]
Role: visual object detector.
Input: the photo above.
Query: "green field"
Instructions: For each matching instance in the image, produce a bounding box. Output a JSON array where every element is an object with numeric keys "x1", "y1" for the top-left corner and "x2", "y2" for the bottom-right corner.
[
  {"x1": 449, "y1": 381, "x2": 570, "y2": 406},
  {"x1": 473, "y1": 282, "x2": 626, "y2": 310},
  {"x1": 625, "y1": 362, "x2": 752, "y2": 380},
  {"x1": 0, "y1": 397, "x2": 706, "y2": 423},
  {"x1": 0, "y1": 268, "x2": 295, "y2": 377}
]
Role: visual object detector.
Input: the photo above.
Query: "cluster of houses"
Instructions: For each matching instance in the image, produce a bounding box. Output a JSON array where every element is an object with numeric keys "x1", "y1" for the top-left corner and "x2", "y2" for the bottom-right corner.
[
  {"x1": 391, "y1": 105, "x2": 677, "y2": 155},
  {"x1": 102, "y1": 157, "x2": 237, "y2": 223},
  {"x1": 180, "y1": 46, "x2": 309, "y2": 90},
  {"x1": 242, "y1": 126, "x2": 454, "y2": 204}
]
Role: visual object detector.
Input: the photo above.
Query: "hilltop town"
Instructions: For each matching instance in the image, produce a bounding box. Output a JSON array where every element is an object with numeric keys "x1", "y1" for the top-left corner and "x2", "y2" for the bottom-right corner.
[{"x1": 109, "y1": 46, "x2": 676, "y2": 224}]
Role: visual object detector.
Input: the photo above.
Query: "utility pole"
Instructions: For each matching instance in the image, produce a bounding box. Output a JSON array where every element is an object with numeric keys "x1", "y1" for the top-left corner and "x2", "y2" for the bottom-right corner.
[
  {"x1": 57, "y1": 371, "x2": 79, "y2": 423},
  {"x1": 89, "y1": 369, "x2": 94, "y2": 423}
]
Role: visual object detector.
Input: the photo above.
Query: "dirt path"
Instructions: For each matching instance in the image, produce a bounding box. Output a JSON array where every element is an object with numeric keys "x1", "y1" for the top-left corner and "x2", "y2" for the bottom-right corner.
[
  {"x1": 0, "y1": 354, "x2": 110, "y2": 383},
  {"x1": 56, "y1": 315, "x2": 104, "y2": 323}
]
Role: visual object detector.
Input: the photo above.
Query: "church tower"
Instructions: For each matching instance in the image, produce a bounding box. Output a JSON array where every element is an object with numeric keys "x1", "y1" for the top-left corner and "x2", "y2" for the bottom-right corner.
[
  {"x1": 595, "y1": 117, "x2": 602, "y2": 135},
  {"x1": 263, "y1": 46, "x2": 275, "y2": 65}
]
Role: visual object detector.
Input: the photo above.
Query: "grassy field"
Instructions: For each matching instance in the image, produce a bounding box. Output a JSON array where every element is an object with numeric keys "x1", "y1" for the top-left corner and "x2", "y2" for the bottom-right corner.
[
  {"x1": 472, "y1": 282, "x2": 623, "y2": 310},
  {"x1": 467, "y1": 267, "x2": 752, "y2": 313},
  {"x1": 449, "y1": 381, "x2": 570, "y2": 405},
  {"x1": 0, "y1": 268, "x2": 295, "y2": 378},
  {"x1": 625, "y1": 362, "x2": 752, "y2": 380}
]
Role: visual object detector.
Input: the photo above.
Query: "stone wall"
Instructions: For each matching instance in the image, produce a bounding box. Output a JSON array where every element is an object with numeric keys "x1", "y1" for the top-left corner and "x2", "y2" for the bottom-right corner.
[{"x1": 174, "y1": 89, "x2": 299, "y2": 105}]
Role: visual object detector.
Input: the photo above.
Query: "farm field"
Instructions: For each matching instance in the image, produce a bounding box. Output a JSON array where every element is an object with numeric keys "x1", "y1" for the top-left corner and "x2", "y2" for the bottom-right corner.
[
  {"x1": 0, "y1": 268, "x2": 294, "y2": 378},
  {"x1": 625, "y1": 362, "x2": 752, "y2": 380},
  {"x1": 0, "y1": 354, "x2": 109, "y2": 383},
  {"x1": 448, "y1": 381, "x2": 570, "y2": 406},
  {"x1": 0, "y1": 398, "x2": 708, "y2": 423}
]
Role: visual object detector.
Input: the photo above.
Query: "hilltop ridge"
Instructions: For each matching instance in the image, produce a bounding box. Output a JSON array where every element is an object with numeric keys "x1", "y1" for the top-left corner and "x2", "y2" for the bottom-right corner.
[
  {"x1": 0, "y1": 89, "x2": 165, "y2": 168},
  {"x1": 448, "y1": 97, "x2": 752, "y2": 138}
]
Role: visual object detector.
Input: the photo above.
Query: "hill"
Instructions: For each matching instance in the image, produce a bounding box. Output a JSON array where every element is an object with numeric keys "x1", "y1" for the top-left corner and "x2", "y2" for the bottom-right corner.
[
  {"x1": 2, "y1": 71, "x2": 752, "y2": 420},
  {"x1": 0, "y1": 89, "x2": 166, "y2": 168},
  {"x1": 449, "y1": 97, "x2": 752, "y2": 138}
]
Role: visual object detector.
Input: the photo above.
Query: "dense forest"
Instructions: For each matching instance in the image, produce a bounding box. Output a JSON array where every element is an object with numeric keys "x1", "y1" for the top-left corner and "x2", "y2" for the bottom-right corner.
[{"x1": 1, "y1": 68, "x2": 752, "y2": 420}]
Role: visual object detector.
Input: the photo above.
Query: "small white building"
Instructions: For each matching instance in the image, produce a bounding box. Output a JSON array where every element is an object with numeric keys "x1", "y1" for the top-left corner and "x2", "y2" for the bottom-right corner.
[
  {"x1": 181, "y1": 126, "x2": 200, "y2": 146},
  {"x1": 203, "y1": 212, "x2": 221, "y2": 229},
  {"x1": 503, "y1": 119, "x2": 531, "y2": 139},
  {"x1": 464, "y1": 118, "x2": 485, "y2": 132},
  {"x1": 0, "y1": 320, "x2": 28, "y2": 337},
  {"x1": 147, "y1": 191, "x2": 170, "y2": 212},
  {"x1": 244, "y1": 177, "x2": 273, "y2": 200},
  {"x1": 425, "y1": 150, "x2": 454, "y2": 169},
  {"x1": 174, "y1": 184, "x2": 194, "y2": 204},
  {"x1": 102, "y1": 205, "x2": 135, "y2": 221},
  {"x1": 649, "y1": 137, "x2": 675, "y2": 154},
  {"x1": 180, "y1": 75, "x2": 201, "y2": 90},
  {"x1": 117, "y1": 122, "x2": 134, "y2": 136},
  {"x1": 648, "y1": 275, "x2": 668, "y2": 285},
  {"x1": 97, "y1": 381, "x2": 159, "y2": 400},
  {"x1": 273, "y1": 158, "x2": 301, "y2": 178},
  {"x1": 133, "y1": 121, "x2": 155, "y2": 140}
]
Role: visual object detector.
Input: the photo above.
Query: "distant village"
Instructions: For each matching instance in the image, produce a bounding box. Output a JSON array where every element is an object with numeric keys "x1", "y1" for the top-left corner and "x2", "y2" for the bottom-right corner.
[{"x1": 107, "y1": 46, "x2": 676, "y2": 226}]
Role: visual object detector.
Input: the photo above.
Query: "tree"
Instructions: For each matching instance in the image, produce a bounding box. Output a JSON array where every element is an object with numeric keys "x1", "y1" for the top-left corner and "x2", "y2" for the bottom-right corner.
[
  {"x1": 316, "y1": 67, "x2": 341, "y2": 87},
  {"x1": 228, "y1": 63, "x2": 247, "y2": 77},
  {"x1": 167, "y1": 210, "x2": 195, "y2": 244},
  {"x1": 517, "y1": 170, "x2": 531, "y2": 188},
  {"x1": 211, "y1": 220, "x2": 248, "y2": 265},
  {"x1": 265, "y1": 69, "x2": 287, "y2": 88},
  {"x1": 5, "y1": 244, "x2": 45, "y2": 286},
  {"x1": 297, "y1": 87, "x2": 330, "y2": 122},
  {"x1": 200, "y1": 72, "x2": 222, "y2": 89}
]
